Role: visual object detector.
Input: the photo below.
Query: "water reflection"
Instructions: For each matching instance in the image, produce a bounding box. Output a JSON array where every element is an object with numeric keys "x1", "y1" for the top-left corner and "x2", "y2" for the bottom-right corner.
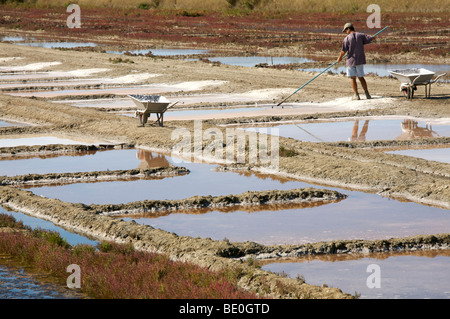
[
  {"x1": 136, "y1": 149, "x2": 171, "y2": 169},
  {"x1": 208, "y1": 56, "x2": 313, "y2": 67},
  {"x1": 247, "y1": 118, "x2": 450, "y2": 143},
  {"x1": 350, "y1": 120, "x2": 370, "y2": 142},
  {"x1": 123, "y1": 190, "x2": 450, "y2": 245},
  {"x1": 118, "y1": 199, "x2": 345, "y2": 219},
  {"x1": 106, "y1": 48, "x2": 209, "y2": 56},
  {"x1": 350, "y1": 119, "x2": 439, "y2": 142},
  {"x1": 397, "y1": 119, "x2": 440, "y2": 139},
  {"x1": 0, "y1": 149, "x2": 162, "y2": 176}
]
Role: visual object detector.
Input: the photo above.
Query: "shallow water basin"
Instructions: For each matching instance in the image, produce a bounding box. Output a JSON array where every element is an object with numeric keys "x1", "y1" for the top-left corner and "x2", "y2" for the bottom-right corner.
[
  {"x1": 244, "y1": 117, "x2": 450, "y2": 143},
  {"x1": 0, "y1": 119, "x2": 30, "y2": 128},
  {"x1": 121, "y1": 187, "x2": 450, "y2": 246},
  {"x1": 3, "y1": 148, "x2": 448, "y2": 299},
  {"x1": 261, "y1": 250, "x2": 450, "y2": 299},
  {"x1": 209, "y1": 56, "x2": 313, "y2": 67},
  {"x1": 0, "y1": 148, "x2": 168, "y2": 176},
  {"x1": 0, "y1": 69, "x2": 109, "y2": 81},
  {"x1": 106, "y1": 48, "x2": 209, "y2": 56},
  {"x1": 0, "y1": 206, "x2": 98, "y2": 247},
  {"x1": 16, "y1": 41, "x2": 97, "y2": 49},
  {"x1": 0, "y1": 261, "x2": 84, "y2": 299},
  {"x1": 386, "y1": 147, "x2": 450, "y2": 164}
]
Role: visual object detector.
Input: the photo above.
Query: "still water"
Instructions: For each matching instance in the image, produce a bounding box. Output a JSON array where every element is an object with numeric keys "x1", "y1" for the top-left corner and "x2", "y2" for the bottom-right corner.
[
  {"x1": 208, "y1": 56, "x2": 313, "y2": 67},
  {"x1": 244, "y1": 118, "x2": 450, "y2": 143},
  {"x1": 262, "y1": 250, "x2": 450, "y2": 299},
  {"x1": 0, "y1": 206, "x2": 93, "y2": 299},
  {"x1": 0, "y1": 262, "x2": 84, "y2": 299},
  {"x1": 0, "y1": 120, "x2": 28, "y2": 128},
  {"x1": 386, "y1": 147, "x2": 450, "y2": 164},
  {"x1": 0, "y1": 207, "x2": 98, "y2": 247},
  {"x1": 106, "y1": 48, "x2": 209, "y2": 56}
]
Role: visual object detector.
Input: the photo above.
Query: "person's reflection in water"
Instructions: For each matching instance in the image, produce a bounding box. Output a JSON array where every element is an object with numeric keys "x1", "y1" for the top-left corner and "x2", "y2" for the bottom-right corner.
[
  {"x1": 350, "y1": 120, "x2": 370, "y2": 142},
  {"x1": 136, "y1": 149, "x2": 170, "y2": 169}
]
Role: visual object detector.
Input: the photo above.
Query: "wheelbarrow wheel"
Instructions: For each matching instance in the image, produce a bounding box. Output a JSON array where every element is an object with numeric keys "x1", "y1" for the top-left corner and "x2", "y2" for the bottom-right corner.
[
  {"x1": 401, "y1": 88, "x2": 408, "y2": 98},
  {"x1": 402, "y1": 86, "x2": 415, "y2": 99}
]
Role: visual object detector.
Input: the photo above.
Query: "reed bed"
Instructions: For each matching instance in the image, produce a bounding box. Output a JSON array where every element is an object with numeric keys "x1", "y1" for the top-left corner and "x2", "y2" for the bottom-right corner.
[{"x1": 0, "y1": 213, "x2": 258, "y2": 299}]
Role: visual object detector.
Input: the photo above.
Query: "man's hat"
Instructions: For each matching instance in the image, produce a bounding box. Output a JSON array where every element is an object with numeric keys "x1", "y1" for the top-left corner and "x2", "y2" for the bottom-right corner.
[{"x1": 342, "y1": 23, "x2": 353, "y2": 32}]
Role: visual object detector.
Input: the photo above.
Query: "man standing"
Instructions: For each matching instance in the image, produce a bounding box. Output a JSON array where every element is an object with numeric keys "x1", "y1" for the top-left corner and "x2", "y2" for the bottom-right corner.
[{"x1": 337, "y1": 23, "x2": 373, "y2": 100}]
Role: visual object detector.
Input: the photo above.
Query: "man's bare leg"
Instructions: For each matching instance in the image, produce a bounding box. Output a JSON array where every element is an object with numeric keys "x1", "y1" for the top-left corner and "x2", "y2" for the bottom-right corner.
[
  {"x1": 350, "y1": 76, "x2": 360, "y2": 100},
  {"x1": 358, "y1": 77, "x2": 371, "y2": 99}
]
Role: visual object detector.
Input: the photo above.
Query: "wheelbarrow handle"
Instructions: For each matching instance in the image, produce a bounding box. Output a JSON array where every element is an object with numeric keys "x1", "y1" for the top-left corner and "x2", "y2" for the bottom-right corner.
[
  {"x1": 166, "y1": 101, "x2": 181, "y2": 110},
  {"x1": 431, "y1": 73, "x2": 447, "y2": 83},
  {"x1": 410, "y1": 75, "x2": 421, "y2": 86}
]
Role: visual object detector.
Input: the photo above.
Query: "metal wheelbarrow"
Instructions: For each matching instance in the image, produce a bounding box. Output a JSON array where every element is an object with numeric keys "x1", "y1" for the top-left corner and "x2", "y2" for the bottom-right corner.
[
  {"x1": 128, "y1": 95, "x2": 179, "y2": 127},
  {"x1": 388, "y1": 68, "x2": 446, "y2": 99}
]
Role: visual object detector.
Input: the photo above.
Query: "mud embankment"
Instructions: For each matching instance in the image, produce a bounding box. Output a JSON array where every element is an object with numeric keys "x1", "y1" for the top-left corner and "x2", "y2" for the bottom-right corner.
[
  {"x1": 326, "y1": 137, "x2": 450, "y2": 151},
  {"x1": 222, "y1": 234, "x2": 450, "y2": 260},
  {"x1": 0, "y1": 167, "x2": 189, "y2": 187},
  {"x1": 0, "y1": 143, "x2": 131, "y2": 157},
  {"x1": 90, "y1": 188, "x2": 347, "y2": 216}
]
